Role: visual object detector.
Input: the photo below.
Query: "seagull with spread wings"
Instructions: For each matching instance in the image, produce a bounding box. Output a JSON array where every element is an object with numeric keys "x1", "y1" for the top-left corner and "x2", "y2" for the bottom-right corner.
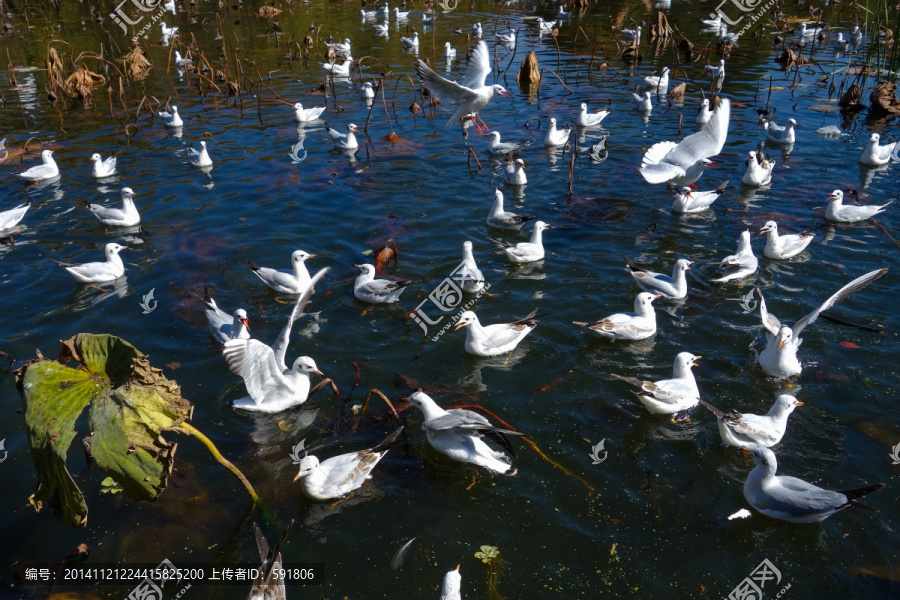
[{"x1": 416, "y1": 40, "x2": 509, "y2": 133}]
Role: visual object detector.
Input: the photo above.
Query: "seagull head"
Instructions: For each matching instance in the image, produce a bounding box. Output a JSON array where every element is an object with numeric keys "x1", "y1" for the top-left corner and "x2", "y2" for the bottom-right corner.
[
  {"x1": 493, "y1": 84, "x2": 510, "y2": 98},
  {"x1": 106, "y1": 243, "x2": 126, "y2": 257},
  {"x1": 787, "y1": 118, "x2": 798, "y2": 127},
  {"x1": 348, "y1": 123, "x2": 360, "y2": 133},
  {"x1": 293, "y1": 455, "x2": 320, "y2": 481},
  {"x1": 121, "y1": 187, "x2": 137, "y2": 200},
  {"x1": 294, "y1": 102, "x2": 304, "y2": 110},
  {"x1": 488, "y1": 131, "x2": 500, "y2": 141},
  {"x1": 776, "y1": 326, "x2": 793, "y2": 350},
  {"x1": 759, "y1": 220, "x2": 777, "y2": 235},
  {"x1": 90, "y1": 153, "x2": 102, "y2": 162},
  {"x1": 234, "y1": 308, "x2": 251, "y2": 331},
  {"x1": 675, "y1": 258, "x2": 693, "y2": 272},
  {"x1": 199, "y1": 141, "x2": 207, "y2": 149},
  {"x1": 827, "y1": 189, "x2": 843, "y2": 202},
  {"x1": 870, "y1": 133, "x2": 880, "y2": 143},
  {"x1": 743, "y1": 446, "x2": 775, "y2": 467},
  {"x1": 549, "y1": 117, "x2": 557, "y2": 127},
  {"x1": 674, "y1": 352, "x2": 700, "y2": 375},
  {"x1": 636, "y1": 292, "x2": 660, "y2": 309},
  {"x1": 292, "y1": 250, "x2": 317, "y2": 264},
  {"x1": 355, "y1": 263, "x2": 376, "y2": 277},
  {"x1": 293, "y1": 356, "x2": 323, "y2": 376},
  {"x1": 42, "y1": 149, "x2": 54, "y2": 161},
  {"x1": 534, "y1": 220, "x2": 550, "y2": 232},
  {"x1": 453, "y1": 310, "x2": 478, "y2": 331},
  {"x1": 515, "y1": 158, "x2": 526, "y2": 170},
  {"x1": 773, "y1": 394, "x2": 803, "y2": 415},
  {"x1": 700, "y1": 98, "x2": 709, "y2": 108},
  {"x1": 746, "y1": 150, "x2": 757, "y2": 165},
  {"x1": 580, "y1": 102, "x2": 588, "y2": 111}
]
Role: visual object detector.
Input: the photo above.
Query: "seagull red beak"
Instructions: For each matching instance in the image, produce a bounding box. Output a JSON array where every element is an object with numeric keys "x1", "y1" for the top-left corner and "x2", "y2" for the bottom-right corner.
[
  {"x1": 499, "y1": 90, "x2": 510, "y2": 98},
  {"x1": 240, "y1": 318, "x2": 250, "y2": 331}
]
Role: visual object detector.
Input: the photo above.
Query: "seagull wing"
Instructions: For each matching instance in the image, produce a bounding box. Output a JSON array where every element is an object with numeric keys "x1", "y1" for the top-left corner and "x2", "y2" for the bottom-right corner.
[
  {"x1": 755, "y1": 288, "x2": 781, "y2": 338},
  {"x1": 639, "y1": 141, "x2": 686, "y2": 184},
  {"x1": 665, "y1": 97, "x2": 730, "y2": 166},
  {"x1": 792, "y1": 268, "x2": 887, "y2": 338},
  {"x1": 460, "y1": 40, "x2": 492, "y2": 89},
  {"x1": 223, "y1": 339, "x2": 294, "y2": 408},
  {"x1": 416, "y1": 59, "x2": 478, "y2": 104},
  {"x1": 271, "y1": 267, "x2": 329, "y2": 371}
]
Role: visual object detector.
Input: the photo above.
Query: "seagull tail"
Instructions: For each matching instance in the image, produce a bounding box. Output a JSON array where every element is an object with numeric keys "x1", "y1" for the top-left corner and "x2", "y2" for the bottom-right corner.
[
  {"x1": 714, "y1": 180, "x2": 729, "y2": 194},
  {"x1": 621, "y1": 254, "x2": 648, "y2": 274},
  {"x1": 698, "y1": 398, "x2": 726, "y2": 418},
  {"x1": 841, "y1": 482, "x2": 885, "y2": 511},
  {"x1": 246, "y1": 258, "x2": 261, "y2": 272},
  {"x1": 513, "y1": 307, "x2": 545, "y2": 325},
  {"x1": 611, "y1": 373, "x2": 645, "y2": 389},
  {"x1": 371, "y1": 426, "x2": 405, "y2": 452}
]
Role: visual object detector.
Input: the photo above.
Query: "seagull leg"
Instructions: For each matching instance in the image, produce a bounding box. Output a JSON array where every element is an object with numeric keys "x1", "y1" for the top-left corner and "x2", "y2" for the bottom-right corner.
[
  {"x1": 465, "y1": 469, "x2": 479, "y2": 490},
  {"x1": 90, "y1": 284, "x2": 109, "y2": 293},
  {"x1": 329, "y1": 491, "x2": 355, "y2": 510},
  {"x1": 274, "y1": 297, "x2": 292, "y2": 304}
]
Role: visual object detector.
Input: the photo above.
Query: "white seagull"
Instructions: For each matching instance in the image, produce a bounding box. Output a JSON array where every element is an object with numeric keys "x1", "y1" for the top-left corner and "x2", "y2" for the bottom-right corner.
[
  {"x1": 158, "y1": 105, "x2": 183, "y2": 127},
  {"x1": 631, "y1": 91, "x2": 652, "y2": 113},
  {"x1": 755, "y1": 268, "x2": 888, "y2": 378},
  {"x1": 325, "y1": 38, "x2": 351, "y2": 54},
  {"x1": 454, "y1": 308, "x2": 540, "y2": 356},
  {"x1": 700, "y1": 395, "x2": 802, "y2": 449},
  {"x1": 759, "y1": 221, "x2": 814, "y2": 260},
  {"x1": 642, "y1": 66, "x2": 670, "y2": 91},
  {"x1": 293, "y1": 102, "x2": 326, "y2": 122},
  {"x1": 825, "y1": 190, "x2": 892, "y2": 223},
  {"x1": 538, "y1": 18, "x2": 557, "y2": 34},
  {"x1": 416, "y1": 40, "x2": 509, "y2": 132},
  {"x1": 174, "y1": 50, "x2": 192, "y2": 68},
  {"x1": 444, "y1": 42, "x2": 456, "y2": 60},
  {"x1": 58, "y1": 242, "x2": 126, "y2": 283},
  {"x1": 17, "y1": 149, "x2": 59, "y2": 181},
  {"x1": 401, "y1": 30, "x2": 419, "y2": 49},
  {"x1": 353, "y1": 263, "x2": 413, "y2": 303},
  {"x1": 223, "y1": 268, "x2": 329, "y2": 412},
  {"x1": 612, "y1": 352, "x2": 701, "y2": 415},
  {"x1": 640, "y1": 98, "x2": 730, "y2": 185},
  {"x1": 322, "y1": 58, "x2": 354, "y2": 77},
  {"x1": 624, "y1": 256, "x2": 692, "y2": 300},
  {"x1": 486, "y1": 131, "x2": 523, "y2": 156},
  {"x1": 705, "y1": 59, "x2": 726, "y2": 92},
  {"x1": 360, "y1": 81, "x2": 376, "y2": 103},
  {"x1": 84, "y1": 187, "x2": 141, "y2": 227},
  {"x1": 743, "y1": 447, "x2": 884, "y2": 523},
  {"x1": 374, "y1": 20, "x2": 390, "y2": 35},
  {"x1": 0, "y1": 201, "x2": 31, "y2": 232},
  {"x1": 196, "y1": 288, "x2": 251, "y2": 344},
  {"x1": 440, "y1": 566, "x2": 462, "y2": 600},
  {"x1": 487, "y1": 188, "x2": 536, "y2": 229},
  {"x1": 327, "y1": 123, "x2": 360, "y2": 150},
  {"x1": 577, "y1": 103, "x2": 610, "y2": 127},
  {"x1": 765, "y1": 118, "x2": 798, "y2": 145},
  {"x1": 90, "y1": 153, "x2": 117, "y2": 178},
  {"x1": 160, "y1": 21, "x2": 178, "y2": 38},
  {"x1": 574, "y1": 292, "x2": 660, "y2": 341},
  {"x1": 394, "y1": 7, "x2": 409, "y2": 20},
  {"x1": 293, "y1": 427, "x2": 403, "y2": 500},
  {"x1": 859, "y1": 132, "x2": 897, "y2": 166},
  {"x1": 544, "y1": 118, "x2": 570, "y2": 147},
  {"x1": 711, "y1": 230, "x2": 758, "y2": 283},
  {"x1": 741, "y1": 150, "x2": 775, "y2": 186},
  {"x1": 407, "y1": 390, "x2": 522, "y2": 475},
  {"x1": 247, "y1": 249, "x2": 318, "y2": 295},
  {"x1": 187, "y1": 140, "x2": 213, "y2": 167},
  {"x1": 672, "y1": 181, "x2": 727, "y2": 214},
  {"x1": 504, "y1": 158, "x2": 527, "y2": 185},
  {"x1": 459, "y1": 241, "x2": 485, "y2": 294},
  {"x1": 496, "y1": 29, "x2": 516, "y2": 45},
  {"x1": 472, "y1": 22, "x2": 483, "y2": 38},
  {"x1": 499, "y1": 220, "x2": 550, "y2": 263},
  {"x1": 696, "y1": 98, "x2": 713, "y2": 125}
]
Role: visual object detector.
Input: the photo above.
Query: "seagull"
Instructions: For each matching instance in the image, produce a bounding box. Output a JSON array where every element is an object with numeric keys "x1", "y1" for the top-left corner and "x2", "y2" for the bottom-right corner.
[
  {"x1": 322, "y1": 58, "x2": 354, "y2": 77},
  {"x1": 195, "y1": 288, "x2": 251, "y2": 344},
  {"x1": 406, "y1": 389, "x2": 522, "y2": 474},
  {"x1": 621, "y1": 24, "x2": 641, "y2": 42},
  {"x1": 577, "y1": 103, "x2": 610, "y2": 127},
  {"x1": 247, "y1": 249, "x2": 318, "y2": 295},
  {"x1": 574, "y1": 292, "x2": 660, "y2": 341},
  {"x1": 58, "y1": 242, "x2": 126, "y2": 283},
  {"x1": 487, "y1": 188, "x2": 536, "y2": 229},
  {"x1": 401, "y1": 30, "x2": 419, "y2": 49},
  {"x1": 624, "y1": 256, "x2": 693, "y2": 300},
  {"x1": 164, "y1": 0, "x2": 175, "y2": 15},
  {"x1": 797, "y1": 22, "x2": 822, "y2": 42},
  {"x1": 701, "y1": 14, "x2": 721, "y2": 29},
  {"x1": 504, "y1": 158, "x2": 527, "y2": 185},
  {"x1": 741, "y1": 150, "x2": 775, "y2": 186},
  {"x1": 825, "y1": 190, "x2": 892, "y2": 223},
  {"x1": 0, "y1": 201, "x2": 30, "y2": 232},
  {"x1": 755, "y1": 268, "x2": 888, "y2": 378},
  {"x1": 160, "y1": 21, "x2": 178, "y2": 38},
  {"x1": 711, "y1": 230, "x2": 758, "y2": 283},
  {"x1": 718, "y1": 24, "x2": 739, "y2": 44},
  {"x1": 422, "y1": 13, "x2": 434, "y2": 25},
  {"x1": 743, "y1": 447, "x2": 884, "y2": 523},
  {"x1": 158, "y1": 106, "x2": 183, "y2": 127},
  {"x1": 557, "y1": 5, "x2": 570, "y2": 18},
  {"x1": 765, "y1": 118, "x2": 798, "y2": 145},
  {"x1": 454, "y1": 308, "x2": 540, "y2": 356},
  {"x1": 859, "y1": 132, "x2": 897, "y2": 166},
  {"x1": 612, "y1": 352, "x2": 701, "y2": 415},
  {"x1": 174, "y1": 50, "x2": 192, "y2": 68},
  {"x1": 353, "y1": 263, "x2": 413, "y2": 303},
  {"x1": 90, "y1": 153, "x2": 117, "y2": 178},
  {"x1": 393, "y1": 7, "x2": 409, "y2": 19},
  {"x1": 361, "y1": 8, "x2": 377, "y2": 19},
  {"x1": 700, "y1": 395, "x2": 802, "y2": 449},
  {"x1": 642, "y1": 66, "x2": 670, "y2": 91},
  {"x1": 486, "y1": 131, "x2": 523, "y2": 155},
  {"x1": 705, "y1": 59, "x2": 726, "y2": 92},
  {"x1": 538, "y1": 18, "x2": 557, "y2": 34},
  {"x1": 444, "y1": 42, "x2": 457, "y2": 60},
  {"x1": 186, "y1": 140, "x2": 212, "y2": 167},
  {"x1": 696, "y1": 98, "x2": 713, "y2": 124},
  {"x1": 834, "y1": 32, "x2": 849, "y2": 52},
  {"x1": 759, "y1": 221, "x2": 814, "y2": 260},
  {"x1": 374, "y1": 20, "x2": 390, "y2": 35},
  {"x1": 631, "y1": 91, "x2": 652, "y2": 113},
  {"x1": 459, "y1": 241, "x2": 485, "y2": 294},
  {"x1": 416, "y1": 40, "x2": 509, "y2": 132},
  {"x1": 850, "y1": 25, "x2": 863, "y2": 47},
  {"x1": 639, "y1": 98, "x2": 730, "y2": 185},
  {"x1": 223, "y1": 269, "x2": 329, "y2": 413},
  {"x1": 496, "y1": 29, "x2": 516, "y2": 45},
  {"x1": 325, "y1": 38, "x2": 351, "y2": 54},
  {"x1": 499, "y1": 221, "x2": 550, "y2": 263},
  {"x1": 379, "y1": 2, "x2": 390, "y2": 17},
  {"x1": 440, "y1": 566, "x2": 462, "y2": 600},
  {"x1": 293, "y1": 102, "x2": 326, "y2": 122},
  {"x1": 472, "y1": 22, "x2": 483, "y2": 38},
  {"x1": 248, "y1": 523, "x2": 290, "y2": 600},
  {"x1": 327, "y1": 123, "x2": 360, "y2": 150},
  {"x1": 17, "y1": 149, "x2": 59, "y2": 181},
  {"x1": 294, "y1": 427, "x2": 404, "y2": 500},
  {"x1": 672, "y1": 181, "x2": 727, "y2": 214},
  {"x1": 544, "y1": 118, "x2": 570, "y2": 147},
  {"x1": 83, "y1": 187, "x2": 141, "y2": 227},
  {"x1": 360, "y1": 81, "x2": 376, "y2": 103}
]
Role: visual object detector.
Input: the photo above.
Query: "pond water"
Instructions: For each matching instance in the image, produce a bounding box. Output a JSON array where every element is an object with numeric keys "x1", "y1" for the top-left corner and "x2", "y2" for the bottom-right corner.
[{"x1": 1, "y1": 1, "x2": 898, "y2": 599}]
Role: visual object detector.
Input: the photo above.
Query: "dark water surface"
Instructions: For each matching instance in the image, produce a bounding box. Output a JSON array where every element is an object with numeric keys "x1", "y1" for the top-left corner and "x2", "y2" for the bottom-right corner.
[{"x1": 1, "y1": 1, "x2": 898, "y2": 599}]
